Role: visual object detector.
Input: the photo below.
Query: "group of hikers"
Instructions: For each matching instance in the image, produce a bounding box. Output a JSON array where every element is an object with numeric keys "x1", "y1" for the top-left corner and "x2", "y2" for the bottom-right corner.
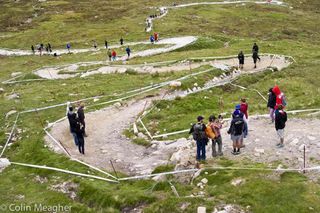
[
  {"x1": 150, "y1": 32, "x2": 159, "y2": 44},
  {"x1": 237, "y1": 43, "x2": 261, "y2": 69},
  {"x1": 189, "y1": 85, "x2": 287, "y2": 161},
  {"x1": 31, "y1": 43, "x2": 52, "y2": 56},
  {"x1": 66, "y1": 102, "x2": 87, "y2": 155}
]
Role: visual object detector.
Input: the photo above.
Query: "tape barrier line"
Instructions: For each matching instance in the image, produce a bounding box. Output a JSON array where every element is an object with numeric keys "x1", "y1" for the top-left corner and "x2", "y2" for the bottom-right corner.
[
  {"x1": 230, "y1": 83, "x2": 268, "y2": 102},
  {"x1": 44, "y1": 129, "x2": 71, "y2": 157},
  {"x1": 11, "y1": 162, "x2": 119, "y2": 183},
  {"x1": 0, "y1": 113, "x2": 20, "y2": 158},
  {"x1": 138, "y1": 118, "x2": 153, "y2": 139}
]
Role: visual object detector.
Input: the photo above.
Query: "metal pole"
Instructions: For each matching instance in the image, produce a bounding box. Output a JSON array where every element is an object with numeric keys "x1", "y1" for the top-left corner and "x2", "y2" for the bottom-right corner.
[{"x1": 110, "y1": 160, "x2": 119, "y2": 179}]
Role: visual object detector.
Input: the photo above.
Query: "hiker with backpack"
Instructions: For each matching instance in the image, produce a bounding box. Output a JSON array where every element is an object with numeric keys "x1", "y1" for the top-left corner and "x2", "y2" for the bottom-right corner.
[
  {"x1": 77, "y1": 102, "x2": 87, "y2": 137},
  {"x1": 272, "y1": 85, "x2": 287, "y2": 109},
  {"x1": 267, "y1": 88, "x2": 277, "y2": 123},
  {"x1": 126, "y1": 46, "x2": 131, "y2": 59},
  {"x1": 252, "y1": 51, "x2": 258, "y2": 68},
  {"x1": 120, "y1": 37, "x2": 124, "y2": 45},
  {"x1": 207, "y1": 115, "x2": 223, "y2": 157},
  {"x1": 238, "y1": 51, "x2": 244, "y2": 70},
  {"x1": 66, "y1": 43, "x2": 71, "y2": 53},
  {"x1": 31, "y1": 45, "x2": 35, "y2": 54},
  {"x1": 150, "y1": 35, "x2": 155, "y2": 44},
  {"x1": 189, "y1": 116, "x2": 208, "y2": 161},
  {"x1": 275, "y1": 104, "x2": 287, "y2": 148},
  {"x1": 228, "y1": 105, "x2": 245, "y2": 155}
]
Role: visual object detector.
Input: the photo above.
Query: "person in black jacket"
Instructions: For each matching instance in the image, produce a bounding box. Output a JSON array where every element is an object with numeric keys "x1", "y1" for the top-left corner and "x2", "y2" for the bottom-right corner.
[
  {"x1": 228, "y1": 107, "x2": 245, "y2": 155},
  {"x1": 238, "y1": 51, "x2": 244, "y2": 70},
  {"x1": 76, "y1": 124, "x2": 85, "y2": 154},
  {"x1": 252, "y1": 43, "x2": 261, "y2": 61},
  {"x1": 275, "y1": 105, "x2": 287, "y2": 148},
  {"x1": 67, "y1": 106, "x2": 79, "y2": 146},
  {"x1": 189, "y1": 116, "x2": 208, "y2": 161},
  {"x1": 267, "y1": 88, "x2": 277, "y2": 123},
  {"x1": 77, "y1": 102, "x2": 87, "y2": 137},
  {"x1": 252, "y1": 51, "x2": 258, "y2": 68}
]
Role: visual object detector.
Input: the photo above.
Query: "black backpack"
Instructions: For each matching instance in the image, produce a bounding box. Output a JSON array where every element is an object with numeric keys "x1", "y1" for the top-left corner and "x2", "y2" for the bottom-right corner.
[
  {"x1": 232, "y1": 116, "x2": 245, "y2": 136},
  {"x1": 192, "y1": 123, "x2": 207, "y2": 141}
]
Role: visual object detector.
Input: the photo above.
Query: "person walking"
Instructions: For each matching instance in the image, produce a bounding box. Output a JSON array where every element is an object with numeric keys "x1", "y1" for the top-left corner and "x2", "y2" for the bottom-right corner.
[
  {"x1": 252, "y1": 43, "x2": 261, "y2": 61},
  {"x1": 77, "y1": 102, "x2": 87, "y2": 137},
  {"x1": 150, "y1": 35, "x2": 155, "y2": 44},
  {"x1": 31, "y1": 45, "x2": 35, "y2": 54},
  {"x1": 267, "y1": 88, "x2": 276, "y2": 123},
  {"x1": 189, "y1": 116, "x2": 208, "y2": 161},
  {"x1": 76, "y1": 123, "x2": 85, "y2": 154},
  {"x1": 252, "y1": 51, "x2": 258, "y2": 68},
  {"x1": 93, "y1": 40, "x2": 97, "y2": 49},
  {"x1": 275, "y1": 104, "x2": 287, "y2": 148},
  {"x1": 48, "y1": 43, "x2": 52, "y2": 53},
  {"x1": 154, "y1": 32, "x2": 158, "y2": 42},
  {"x1": 111, "y1": 49, "x2": 117, "y2": 61},
  {"x1": 238, "y1": 51, "x2": 244, "y2": 69},
  {"x1": 66, "y1": 103, "x2": 79, "y2": 146},
  {"x1": 228, "y1": 106, "x2": 245, "y2": 155},
  {"x1": 240, "y1": 98, "x2": 248, "y2": 138},
  {"x1": 120, "y1": 37, "x2": 124, "y2": 45},
  {"x1": 105, "y1": 40, "x2": 108, "y2": 49},
  {"x1": 107, "y1": 48, "x2": 112, "y2": 61},
  {"x1": 125, "y1": 46, "x2": 131, "y2": 59},
  {"x1": 209, "y1": 115, "x2": 223, "y2": 157},
  {"x1": 66, "y1": 43, "x2": 71, "y2": 53}
]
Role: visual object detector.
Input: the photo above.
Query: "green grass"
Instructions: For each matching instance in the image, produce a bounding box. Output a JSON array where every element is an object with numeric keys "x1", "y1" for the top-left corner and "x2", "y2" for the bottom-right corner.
[{"x1": 0, "y1": 0, "x2": 320, "y2": 212}]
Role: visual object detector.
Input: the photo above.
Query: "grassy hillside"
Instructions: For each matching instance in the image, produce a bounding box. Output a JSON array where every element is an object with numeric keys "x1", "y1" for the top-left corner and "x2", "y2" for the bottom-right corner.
[{"x1": 0, "y1": 0, "x2": 320, "y2": 212}]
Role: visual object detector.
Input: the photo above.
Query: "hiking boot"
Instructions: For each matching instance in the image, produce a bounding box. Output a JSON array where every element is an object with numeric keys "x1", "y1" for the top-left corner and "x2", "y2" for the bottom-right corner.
[
  {"x1": 278, "y1": 144, "x2": 284, "y2": 148},
  {"x1": 231, "y1": 151, "x2": 238, "y2": 155},
  {"x1": 218, "y1": 152, "x2": 224, "y2": 156},
  {"x1": 236, "y1": 151, "x2": 240, "y2": 155}
]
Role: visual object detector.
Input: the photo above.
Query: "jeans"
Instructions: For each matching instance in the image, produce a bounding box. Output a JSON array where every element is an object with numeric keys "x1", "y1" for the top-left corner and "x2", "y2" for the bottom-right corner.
[
  {"x1": 212, "y1": 136, "x2": 223, "y2": 157},
  {"x1": 196, "y1": 139, "x2": 207, "y2": 161},
  {"x1": 71, "y1": 132, "x2": 78, "y2": 146},
  {"x1": 269, "y1": 107, "x2": 275, "y2": 121}
]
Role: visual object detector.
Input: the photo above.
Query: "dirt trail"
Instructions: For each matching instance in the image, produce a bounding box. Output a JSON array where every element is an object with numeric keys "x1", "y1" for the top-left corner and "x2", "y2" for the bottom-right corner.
[{"x1": 46, "y1": 95, "x2": 182, "y2": 175}]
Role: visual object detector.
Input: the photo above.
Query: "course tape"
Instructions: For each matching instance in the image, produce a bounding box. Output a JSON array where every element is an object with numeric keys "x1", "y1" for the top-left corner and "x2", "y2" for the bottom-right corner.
[
  {"x1": 11, "y1": 161, "x2": 119, "y2": 183},
  {"x1": 0, "y1": 113, "x2": 20, "y2": 158}
]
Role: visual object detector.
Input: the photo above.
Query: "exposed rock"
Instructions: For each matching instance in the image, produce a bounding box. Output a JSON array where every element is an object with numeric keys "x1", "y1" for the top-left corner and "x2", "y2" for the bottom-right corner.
[
  {"x1": 197, "y1": 206, "x2": 206, "y2": 213},
  {"x1": 290, "y1": 138, "x2": 299, "y2": 146},
  {"x1": 11, "y1": 72, "x2": 22, "y2": 77},
  {"x1": 298, "y1": 144, "x2": 306, "y2": 151},
  {"x1": 0, "y1": 88, "x2": 4, "y2": 93},
  {"x1": 307, "y1": 136, "x2": 316, "y2": 141},
  {"x1": 114, "y1": 102, "x2": 122, "y2": 108},
  {"x1": 254, "y1": 148, "x2": 265, "y2": 154},
  {"x1": 137, "y1": 132, "x2": 147, "y2": 139},
  {"x1": 0, "y1": 158, "x2": 11, "y2": 172},
  {"x1": 6, "y1": 93, "x2": 20, "y2": 100},
  {"x1": 34, "y1": 175, "x2": 48, "y2": 184},
  {"x1": 50, "y1": 181, "x2": 78, "y2": 200},
  {"x1": 180, "y1": 202, "x2": 191, "y2": 211},
  {"x1": 201, "y1": 178, "x2": 208, "y2": 184},
  {"x1": 213, "y1": 204, "x2": 245, "y2": 213},
  {"x1": 5, "y1": 110, "x2": 17, "y2": 118},
  {"x1": 231, "y1": 178, "x2": 245, "y2": 186}
]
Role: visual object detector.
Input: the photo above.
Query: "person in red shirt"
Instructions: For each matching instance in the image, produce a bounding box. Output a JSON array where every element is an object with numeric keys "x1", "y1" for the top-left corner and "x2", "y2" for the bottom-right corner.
[
  {"x1": 240, "y1": 98, "x2": 248, "y2": 119},
  {"x1": 272, "y1": 85, "x2": 286, "y2": 109},
  {"x1": 154, "y1": 32, "x2": 158, "y2": 42},
  {"x1": 111, "y1": 49, "x2": 117, "y2": 61}
]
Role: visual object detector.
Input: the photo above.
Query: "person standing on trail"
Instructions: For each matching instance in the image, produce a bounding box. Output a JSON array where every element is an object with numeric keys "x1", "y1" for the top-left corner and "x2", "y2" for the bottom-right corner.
[
  {"x1": 267, "y1": 88, "x2": 276, "y2": 123},
  {"x1": 105, "y1": 40, "x2": 108, "y2": 49},
  {"x1": 31, "y1": 45, "x2": 35, "y2": 54},
  {"x1": 66, "y1": 43, "x2": 71, "y2": 53},
  {"x1": 120, "y1": 37, "x2": 124, "y2": 45},
  {"x1": 252, "y1": 51, "x2": 258, "y2": 68},
  {"x1": 154, "y1": 32, "x2": 158, "y2": 42},
  {"x1": 228, "y1": 105, "x2": 245, "y2": 155},
  {"x1": 111, "y1": 49, "x2": 117, "y2": 61},
  {"x1": 272, "y1": 85, "x2": 287, "y2": 109},
  {"x1": 238, "y1": 51, "x2": 244, "y2": 69},
  {"x1": 76, "y1": 123, "x2": 85, "y2": 154},
  {"x1": 93, "y1": 40, "x2": 97, "y2": 49},
  {"x1": 240, "y1": 98, "x2": 248, "y2": 138},
  {"x1": 150, "y1": 35, "x2": 155, "y2": 44},
  {"x1": 125, "y1": 46, "x2": 131, "y2": 59},
  {"x1": 107, "y1": 48, "x2": 112, "y2": 61},
  {"x1": 275, "y1": 104, "x2": 287, "y2": 148},
  {"x1": 208, "y1": 115, "x2": 223, "y2": 157},
  {"x1": 189, "y1": 116, "x2": 208, "y2": 161},
  {"x1": 252, "y1": 43, "x2": 261, "y2": 61},
  {"x1": 66, "y1": 103, "x2": 79, "y2": 146},
  {"x1": 77, "y1": 102, "x2": 87, "y2": 137},
  {"x1": 48, "y1": 43, "x2": 52, "y2": 53}
]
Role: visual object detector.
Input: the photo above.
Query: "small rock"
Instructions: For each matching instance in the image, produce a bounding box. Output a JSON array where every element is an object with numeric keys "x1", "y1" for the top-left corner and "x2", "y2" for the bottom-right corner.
[
  {"x1": 231, "y1": 178, "x2": 245, "y2": 186},
  {"x1": 0, "y1": 158, "x2": 11, "y2": 172},
  {"x1": 307, "y1": 136, "x2": 316, "y2": 141},
  {"x1": 138, "y1": 132, "x2": 147, "y2": 139},
  {"x1": 6, "y1": 93, "x2": 20, "y2": 100},
  {"x1": 290, "y1": 138, "x2": 299, "y2": 146},
  {"x1": 180, "y1": 202, "x2": 191, "y2": 211},
  {"x1": 298, "y1": 144, "x2": 306, "y2": 151},
  {"x1": 254, "y1": 148, "x2": 265, "y2": 154},
  {"x1": 113, "y1": 102, "x2": 122, "y2": 108},
  {"x1": 254, "y1": 153, "x2": 260, "y2": 157},
  {"x1": 0, "y1": 88, "x2": 4, "y2": 93},
  {"x1": 197, "y1": 206, "x2": 206, "y2": 213},
  {"x1": 201, "y1": 178, "x2": 208, "y2": 184},
  {"x1": 11, "y1": 72, "x2": 22, "y2": 77},
  {"x1": 5, "y1": 110, "x2": 17, "y2": 118}
]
